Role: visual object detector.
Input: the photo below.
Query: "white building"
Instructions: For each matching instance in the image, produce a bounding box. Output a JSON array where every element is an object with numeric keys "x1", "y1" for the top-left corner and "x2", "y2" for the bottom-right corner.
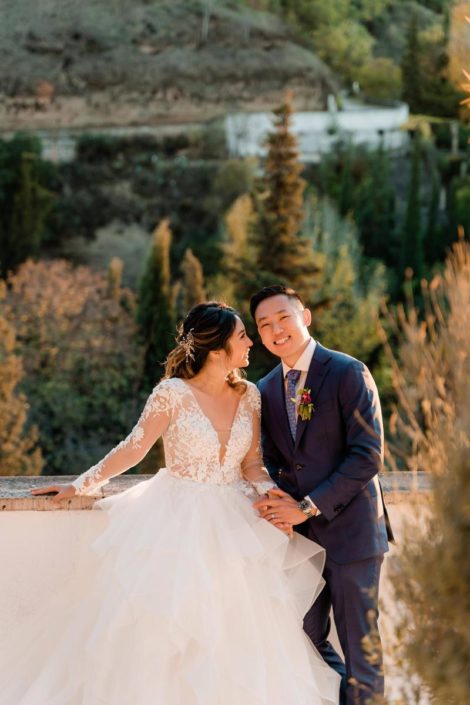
[{"x1": 225, "y1": 99, "x2": 410, "y2": 162}]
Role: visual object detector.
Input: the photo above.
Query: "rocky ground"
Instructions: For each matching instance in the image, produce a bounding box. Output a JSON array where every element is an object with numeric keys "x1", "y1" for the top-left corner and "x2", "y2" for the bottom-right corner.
[{"x1": 0, "y1": 0, "x2": 337, "y2": 130}]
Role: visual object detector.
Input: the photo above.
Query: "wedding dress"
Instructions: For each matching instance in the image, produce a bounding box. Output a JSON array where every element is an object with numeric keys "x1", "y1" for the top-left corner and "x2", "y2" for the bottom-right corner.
[{"x1": 1, "y1": 378, "x2": 339, "y2": 705}]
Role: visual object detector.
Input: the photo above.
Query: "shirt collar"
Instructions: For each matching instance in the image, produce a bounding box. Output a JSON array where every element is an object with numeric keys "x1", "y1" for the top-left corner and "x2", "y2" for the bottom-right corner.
[{"x1": 282, "y1": 337, "x2": 316, "y2": 378}]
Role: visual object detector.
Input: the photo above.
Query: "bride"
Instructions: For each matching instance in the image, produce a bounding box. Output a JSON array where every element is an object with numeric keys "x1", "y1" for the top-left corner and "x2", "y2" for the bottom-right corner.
[{"x1": 3, "y1": 301, "x2": 339, "y2": 705}]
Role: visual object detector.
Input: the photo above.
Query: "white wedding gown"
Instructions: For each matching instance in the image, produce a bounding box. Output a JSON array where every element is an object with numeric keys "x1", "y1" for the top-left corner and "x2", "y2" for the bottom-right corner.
[{"x1": 1, "y1": 378, "x2": 339, "y2": 705}]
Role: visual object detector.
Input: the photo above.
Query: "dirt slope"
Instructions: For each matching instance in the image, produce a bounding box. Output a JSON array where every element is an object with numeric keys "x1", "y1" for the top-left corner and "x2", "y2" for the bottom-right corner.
[{"x1": 0, "y1": 0, "x2": 338, "y2": 130}]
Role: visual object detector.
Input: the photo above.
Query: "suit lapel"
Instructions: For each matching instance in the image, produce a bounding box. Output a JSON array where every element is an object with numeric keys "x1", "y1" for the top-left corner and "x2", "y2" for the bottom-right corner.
[
  {"x1": 294, "y1": 343, "x2": 331, "y2": 450},
  {"x1": 266, "y1": 365, "x2": 294, "y2": 450}
]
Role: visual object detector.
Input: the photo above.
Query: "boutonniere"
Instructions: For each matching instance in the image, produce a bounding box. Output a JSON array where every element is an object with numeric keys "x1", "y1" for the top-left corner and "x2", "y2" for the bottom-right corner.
[{"x1": 291, "y1": 388, "x2": 315, "y2": 421}]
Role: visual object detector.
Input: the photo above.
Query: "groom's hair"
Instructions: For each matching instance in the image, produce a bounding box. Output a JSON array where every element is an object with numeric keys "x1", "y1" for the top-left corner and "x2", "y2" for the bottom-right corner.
[{"x1": 249, "y1": 285, "x2": 304, "y2": 320}]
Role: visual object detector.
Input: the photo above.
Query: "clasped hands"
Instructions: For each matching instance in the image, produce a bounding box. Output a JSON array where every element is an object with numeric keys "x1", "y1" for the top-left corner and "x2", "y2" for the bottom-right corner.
[{"x1": 253, "y1": 488, "x2": 308, "y2": 538}]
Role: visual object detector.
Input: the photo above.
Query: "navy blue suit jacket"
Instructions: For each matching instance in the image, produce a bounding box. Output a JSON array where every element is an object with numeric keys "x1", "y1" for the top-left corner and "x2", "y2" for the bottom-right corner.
[{"x1": 257, "y1": 343, "x2": 392, "y2": 564}]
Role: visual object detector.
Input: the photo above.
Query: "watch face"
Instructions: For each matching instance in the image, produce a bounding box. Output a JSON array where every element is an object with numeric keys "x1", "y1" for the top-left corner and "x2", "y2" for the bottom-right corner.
[{"x1": 299, "y1": 500, "x2": 311, "y2": 514}]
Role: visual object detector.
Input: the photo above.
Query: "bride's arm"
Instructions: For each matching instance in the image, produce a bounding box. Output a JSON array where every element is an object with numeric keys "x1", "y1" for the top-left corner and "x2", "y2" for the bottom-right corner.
[
  {"x1": 240, "y1": 385, "x2": 277, "y2": 496},
  {"x1": 31, "y1": 381, "x2": 174, "y2": 501}
]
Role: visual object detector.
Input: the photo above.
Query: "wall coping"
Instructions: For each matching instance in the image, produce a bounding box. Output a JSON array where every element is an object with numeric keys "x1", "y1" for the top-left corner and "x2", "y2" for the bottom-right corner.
[{"x1": 0, "y1": 472, "x2": 431, "y2": 511}]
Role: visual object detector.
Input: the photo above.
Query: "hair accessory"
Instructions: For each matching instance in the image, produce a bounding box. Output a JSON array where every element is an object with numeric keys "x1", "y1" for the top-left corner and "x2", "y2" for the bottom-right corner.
[{"x1": 180, "y1": 328, "x2": 195, "y2": 362}]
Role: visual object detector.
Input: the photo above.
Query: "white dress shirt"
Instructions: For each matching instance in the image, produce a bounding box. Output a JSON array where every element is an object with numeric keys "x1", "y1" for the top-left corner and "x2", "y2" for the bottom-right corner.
[{"x1": 281, "y1": 337, "x2": 321, "y2": 516}]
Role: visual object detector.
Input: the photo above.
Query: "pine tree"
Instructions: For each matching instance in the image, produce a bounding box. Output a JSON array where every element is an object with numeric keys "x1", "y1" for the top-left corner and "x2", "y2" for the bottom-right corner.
[
  {"x1": 137, "y1": 219, "x2": 175, "y2": 387},
  {"x1": 254, "y1": 93, "x2": 319, "y2": 297},
  {"x1": 0, "y1": 281, "x2": 43, "y2": 476},
  {"x1": 401, "y1": 133, "x2": 424, "y2": 283},
  {"x1": 179, "y1": 248, "x2": 206, "y2": 316},
  {"x1": 401, "y1": 13, "x2": 423, "y2": 113}
]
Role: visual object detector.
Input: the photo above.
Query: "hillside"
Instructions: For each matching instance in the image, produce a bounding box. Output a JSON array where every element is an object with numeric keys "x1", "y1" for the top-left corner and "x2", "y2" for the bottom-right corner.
[{"x1": 0, "y1": 0, "x2": 337, "y2": 130}]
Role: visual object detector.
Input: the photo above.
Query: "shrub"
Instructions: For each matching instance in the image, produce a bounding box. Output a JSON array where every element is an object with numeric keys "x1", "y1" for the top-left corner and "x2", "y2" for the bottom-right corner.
[
  {"x1": 5, "y1": 259, "x2": 144, "y2": 475},
  {"x1": 379, "y1": 238, "x2": 470, "y2": 703}
]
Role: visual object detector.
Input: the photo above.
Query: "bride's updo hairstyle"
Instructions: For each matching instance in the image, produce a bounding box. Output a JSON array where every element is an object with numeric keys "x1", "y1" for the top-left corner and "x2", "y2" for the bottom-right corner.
[{"x1": 164, "y1": 301, "x2": 246, "y2": 392}]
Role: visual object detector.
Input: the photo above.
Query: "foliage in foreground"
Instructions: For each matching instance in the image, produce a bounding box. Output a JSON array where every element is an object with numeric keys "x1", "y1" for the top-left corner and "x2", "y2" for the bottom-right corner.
[
  {"x1": 382, "y1": 239, "x2": 470, "y2": 703},
  {"x1": 4, "y1": 259, "x2": 143, "y2": 476},
  {"x1": 0, "y1": 281, "x2": 43, "y2": 476}
]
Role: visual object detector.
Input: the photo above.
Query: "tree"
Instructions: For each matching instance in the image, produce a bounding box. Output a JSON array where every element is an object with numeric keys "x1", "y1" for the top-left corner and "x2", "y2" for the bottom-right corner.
[
  {"x1": 0, "y1": 135, "x2": 55, "y2": 277},
  {"x1": 308, "y1": 195, "x2": 388, "y2": 378},
  {"x1": 357, "y1": 57, "x2": 402, "y2": 101},
  {"x1": 313, "y1": 21, "x2": 374, "y2": 83},
  {"x1": 0, "y1": 281, "x2": 43, "y2": 476},
  {"x1": 178, "y1": 248, "x2": 206, "y2": 317},
  {"x1": 137, "y1": 219, "x2": 176, "y2": 387},
  {"x1": 253, "y1": 93, "x2": 320, "y2": 297},
  {"x1": 401, "y1": 133, "x2": 424, "y2": 283},
  {"x1": 354, "y1": 145, "x2": 397, "y2": 265},
  {"x1": 5, "y1": 259, "x2": 143, "y2": 475},
  {"x1": 425, "y1": 162, "x2": 442, "y2": 263},
  {"x1": 401, "y1": 13, "x2": 424, "y2": 113},
  {"x1": 210, "y1": 193, "x2": 259, "y2": 318}
]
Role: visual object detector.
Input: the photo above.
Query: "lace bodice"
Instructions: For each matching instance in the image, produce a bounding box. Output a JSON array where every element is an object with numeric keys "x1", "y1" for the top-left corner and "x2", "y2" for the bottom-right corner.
[{"x1": 72, "y1": 378, "x2": 275, "y2": 496}]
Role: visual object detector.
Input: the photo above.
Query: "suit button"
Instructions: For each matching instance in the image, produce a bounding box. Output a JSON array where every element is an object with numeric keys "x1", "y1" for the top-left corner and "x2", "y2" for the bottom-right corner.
[
  {"x1": 295, "y1": 464, "x2": 303, "y2": 471},
  {"x1": 333, "y1": 504, "x2": 344, "y2": 513}
]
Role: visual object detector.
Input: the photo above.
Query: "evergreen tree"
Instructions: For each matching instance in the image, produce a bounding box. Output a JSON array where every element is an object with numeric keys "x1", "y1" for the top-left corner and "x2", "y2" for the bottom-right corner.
[
  {"x1": 338, "y1": 145, "x2": 355, "y2": 217},
  {"x1": 354, "y1": 145, "x2": 396, "y2": 264},
  {"x1": 107, "y1": 256, "x2": 124, "y2": 301},
  {"x1": 401, "y1": 13, "x2": 423, "y2": 113},
  {"x1": 425, "y1": 164, "x2": 441, "y2": 263},
  {"x1": 0, "y1": 142, "x2": 54, "y2": 277},
  {"x1": 401, "y1": 133, "x2": 424, "y2": 283},
  {"x1": 0, "y1": 281, "x2": 43, "y2": 476},
  {"x1": 254, "y1": 93, "x2": 319, "y2": 297},
  {"x1": 179, "y1": 248, "x2": 206, "y2": 316},
  {"x1": 211, "y1": 194, "x2": 259, "y2": 321},
  {"x1": 137, "y1": 219, "x2": 175, "y2": 387}
]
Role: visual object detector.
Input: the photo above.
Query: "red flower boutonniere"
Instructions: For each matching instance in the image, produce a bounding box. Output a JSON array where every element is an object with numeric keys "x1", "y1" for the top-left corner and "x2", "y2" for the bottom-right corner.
[{"x1": 291, "y1": 387, "x2": 315, "y2": 421}]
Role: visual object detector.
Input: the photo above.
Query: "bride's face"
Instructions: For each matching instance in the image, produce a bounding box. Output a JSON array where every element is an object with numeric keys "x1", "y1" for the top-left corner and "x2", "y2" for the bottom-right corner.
[{"x1": 223, "y1": 316, "x2": 253, "y2": 369}]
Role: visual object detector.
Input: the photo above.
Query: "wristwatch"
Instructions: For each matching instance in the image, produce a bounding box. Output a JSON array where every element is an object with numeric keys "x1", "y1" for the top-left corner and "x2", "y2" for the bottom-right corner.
[{"x1": 298, "y1": 498, "x2": 315, "y2": 518}]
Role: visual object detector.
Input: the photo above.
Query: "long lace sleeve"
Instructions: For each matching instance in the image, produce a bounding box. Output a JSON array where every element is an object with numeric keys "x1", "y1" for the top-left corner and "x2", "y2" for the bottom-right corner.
[
  {"x1": 72, "y1": 380, "x2": 175, "y2": 495},
  {"x1": 240, "y1": 385, "x2": 277, "y2": 496}
]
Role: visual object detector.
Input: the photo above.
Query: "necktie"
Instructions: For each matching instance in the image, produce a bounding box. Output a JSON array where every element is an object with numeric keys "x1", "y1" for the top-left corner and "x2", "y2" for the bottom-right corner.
[{"x1": 285, "y1": 369, "x2": 301, "y2": 438}]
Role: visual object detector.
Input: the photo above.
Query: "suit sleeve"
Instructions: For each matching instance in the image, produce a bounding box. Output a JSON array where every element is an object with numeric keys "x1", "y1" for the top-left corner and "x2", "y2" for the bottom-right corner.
[
  {"x1": 257, "y1": 381, "x2": 286, "y2": 481},
  {"x1": 308, "y1": 361, "x2": 384, "y2": 521}
]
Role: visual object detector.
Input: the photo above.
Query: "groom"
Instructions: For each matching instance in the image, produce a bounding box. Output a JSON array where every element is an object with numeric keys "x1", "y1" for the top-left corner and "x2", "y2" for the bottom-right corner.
[{"x1": 250, "y1": 285, "x2": 393, "y2": 705}]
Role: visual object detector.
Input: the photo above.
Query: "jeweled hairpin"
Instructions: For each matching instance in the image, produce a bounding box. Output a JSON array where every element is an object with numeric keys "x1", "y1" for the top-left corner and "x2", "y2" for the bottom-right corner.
[{"x1": 180, "y1": 328, "x2": 195, "y2": 362}]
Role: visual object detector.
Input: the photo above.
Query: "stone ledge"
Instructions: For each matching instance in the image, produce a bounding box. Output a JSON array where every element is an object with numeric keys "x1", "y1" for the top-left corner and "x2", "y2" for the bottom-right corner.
[{"x1": 0, "y1": 472, "x2": 431, "y2": 511}]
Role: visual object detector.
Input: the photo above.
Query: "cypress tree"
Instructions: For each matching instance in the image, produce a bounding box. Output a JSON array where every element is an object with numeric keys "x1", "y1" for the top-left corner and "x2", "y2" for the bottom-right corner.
[
  {"x1": 425, "y1": 164, "x2": 441, "y2": 264},
  {"x1": 179, "y1": 248, "x2": 206, "y2": 315},
  {"x1": 401, "y1": 13, "x2": 423, "y2": 113},
  {"x1": 3, "y1": 152, "x2": 54, "y2": 276},
  {"x1": 107, "y1": 256, "x2": 124, "y2": 301},
  {"x1": 0, "y1": 281, "x2": 43, "y2": 476},
  {"x1": 338, "y1": 146, "x2": 355, "y2": 217},
  {"x1": 355, "y1": 144, "x2": 396, "y2": 264},
  {"x1": 254, "y1": 92, "x2": 319, "y2": 297},
  {"x1": 137, "y1": 219, "x2": 175, "y2": 387},
  {"x1": 401, "y1": 133, "x2": 424, "y2": 282}
]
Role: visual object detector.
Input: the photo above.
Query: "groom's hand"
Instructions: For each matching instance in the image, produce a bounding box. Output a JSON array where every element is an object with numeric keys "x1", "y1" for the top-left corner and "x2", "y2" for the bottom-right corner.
[{"x1": 253, "y1": 491, "x2": 308, "y2": 527}]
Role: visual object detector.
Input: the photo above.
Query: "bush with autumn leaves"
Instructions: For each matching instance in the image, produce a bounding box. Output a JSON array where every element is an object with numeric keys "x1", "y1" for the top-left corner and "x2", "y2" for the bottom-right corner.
[{"x1": 1, "y1": 258, "x2": 144, "y2": 476}]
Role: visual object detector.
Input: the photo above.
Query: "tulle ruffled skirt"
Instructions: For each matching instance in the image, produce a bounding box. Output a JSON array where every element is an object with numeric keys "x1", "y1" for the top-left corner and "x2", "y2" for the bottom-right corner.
[{"x1": 0, "y1": 470, "x2": 339, "y2": 705}]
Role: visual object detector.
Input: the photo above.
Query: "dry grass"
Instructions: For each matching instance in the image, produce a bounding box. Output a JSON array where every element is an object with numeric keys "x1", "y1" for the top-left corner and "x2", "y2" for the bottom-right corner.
[{"x1": 374, "y1": 237, "x2": 470, "y2": 704}]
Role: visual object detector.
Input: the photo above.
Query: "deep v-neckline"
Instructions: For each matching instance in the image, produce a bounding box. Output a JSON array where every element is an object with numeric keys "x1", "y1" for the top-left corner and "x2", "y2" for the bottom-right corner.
[{"x1": 180, "y1": 379, "x2": 244, "y2": 466}]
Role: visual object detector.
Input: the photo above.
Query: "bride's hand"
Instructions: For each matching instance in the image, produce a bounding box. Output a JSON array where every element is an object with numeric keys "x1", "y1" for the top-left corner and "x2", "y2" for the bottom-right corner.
[
  {"x1": 273, "y1": 520, "x2": 293, "y2": 539},
  {"x1": 31, "y1": 483, "x2": 78, "y2": 503}
]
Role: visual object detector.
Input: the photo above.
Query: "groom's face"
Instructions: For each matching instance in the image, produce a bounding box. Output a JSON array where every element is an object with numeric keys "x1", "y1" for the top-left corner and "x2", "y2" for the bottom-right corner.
[{"x1": 254, "y1": 294, "x2": 311, "y2": 363}]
